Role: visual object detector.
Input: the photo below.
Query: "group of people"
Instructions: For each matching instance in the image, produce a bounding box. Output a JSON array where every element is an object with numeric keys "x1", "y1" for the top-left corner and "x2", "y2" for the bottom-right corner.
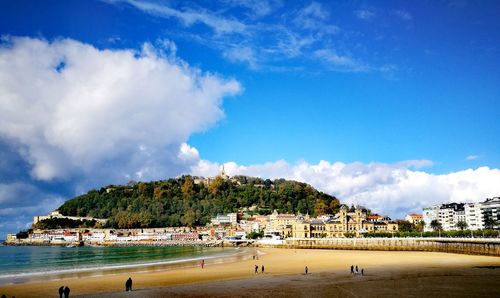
[
  {"x1": 254, "y1": 264, "x2": 264, "y2": 274},
  {"x1": 350, "y1": 265, "x2": 364, "y2": 276},
  {"x1": 58, "y1": 286, "x2": 71, "y2": 298}
]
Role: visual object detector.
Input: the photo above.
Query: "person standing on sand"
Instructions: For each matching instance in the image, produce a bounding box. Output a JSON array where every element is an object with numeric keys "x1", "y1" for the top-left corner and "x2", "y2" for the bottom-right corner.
[
  {"x1": 255, "y1": 265, "x2": 258, "y2": 274},
  {"x1": 305, "y1": 266, "x2": 308, "y2": 275},
  {"x1": 361, "y1": 269, "x2": 364, "y2": 276},
  {"x1": 201, "y1": 259, "x2": 205, "y2": 269},
  {"x1": 261, "y1": 265, "x2": 264, "y2": 273},
  {"x1": 355, "y1": 265, "x2": 358, "y2": 274},
  {"x1": 63, "y1": 286, "x2": 70, "y2": 298},
  {"x1": 350, "y1": 265, "x2": 354, "y2": 274},
  {"x1": 59, "y1": 286, "x2": 64, "y2": 298},
  {"x1": 128, "y1": 277, "x2": 133, "y2": 291}
]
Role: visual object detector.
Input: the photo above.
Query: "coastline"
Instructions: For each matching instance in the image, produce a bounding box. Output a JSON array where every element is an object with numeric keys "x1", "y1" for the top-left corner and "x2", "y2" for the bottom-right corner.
[
  {"x1": 0, "y1": 246, "x2": 253, "y2": 286},
  {"x1": 1, "y1": 248, "x2": 499, "y2": 298}
]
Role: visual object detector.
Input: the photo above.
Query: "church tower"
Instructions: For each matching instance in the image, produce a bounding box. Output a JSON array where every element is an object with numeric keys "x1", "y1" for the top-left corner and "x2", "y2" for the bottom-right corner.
[{"x1": 220, "y1": 164, "x2": 229, "y2": 179}]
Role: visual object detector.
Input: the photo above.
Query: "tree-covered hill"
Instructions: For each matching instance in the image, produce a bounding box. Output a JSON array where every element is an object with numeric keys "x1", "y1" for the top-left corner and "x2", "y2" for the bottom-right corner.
[{"x1": 57, "y1": 175, "x2": 340, "y2": 229}]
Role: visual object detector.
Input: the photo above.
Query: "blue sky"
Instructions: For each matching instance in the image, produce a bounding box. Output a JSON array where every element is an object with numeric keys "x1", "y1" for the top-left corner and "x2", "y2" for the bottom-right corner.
[{"x1": 0, "y1": 0, "x2": 499, "y2": 238}]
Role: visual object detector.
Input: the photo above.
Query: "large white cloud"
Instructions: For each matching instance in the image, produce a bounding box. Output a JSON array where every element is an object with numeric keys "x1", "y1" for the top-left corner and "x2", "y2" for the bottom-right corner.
[
  {"x1": 0, "y1": 36, "x2": 241, "y2": 182},
  {"x1": 189, "y1": 157, "x2": 500, "y2": 219}
]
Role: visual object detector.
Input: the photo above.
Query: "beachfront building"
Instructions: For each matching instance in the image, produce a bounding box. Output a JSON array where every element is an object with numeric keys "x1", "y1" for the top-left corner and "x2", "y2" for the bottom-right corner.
[
  {"x1": 267, "y1": 210, "x2": 297, "y2": 238},
  {"x1": 423, "y1": 203, "x2": 466, "y2": 232},
  {"x1": 310, "y1": 219, "x2": 327, "y2": 238},
  {"x1": 405, "y1": 214, "x2": 423, "y2": 224},
  {"x1": 439, "y1": 203, "x2": 466, "y2": 231},
  {"x1": 465, "y1": 202, "x2": 483, "y2": 230},
  {"x1": 290, "y1": 206, "x2": 397, "y2": 238},
  {"x1": 423, "y1": 205, "x2": 440, "y2": 232},
  {"x1": 325, "y1": 206, "x2": 397, "y2": 237},
  {"x1": 423, "y1": 197, "x2": 500, "y2": 231},
  {"x1": 480, "y1": 197, "x2": 500, "y2": 229},
  {"x1": 292, "y1": 219, "x2": 310, "y2": 238}
]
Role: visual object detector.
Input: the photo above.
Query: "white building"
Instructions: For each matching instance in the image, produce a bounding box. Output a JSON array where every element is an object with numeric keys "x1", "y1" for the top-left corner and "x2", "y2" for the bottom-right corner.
[
  {"x1": 438, "y1": 203, "x2": 465, "y2": 231},
  {"x1": 210, "y1": 213, "x2": 238, "y2": 226},
  {"x1": 423, "y1": 205, "x2": 439, "y2": 232},
  {"x1": 423, "y1": 197, "x2": 500, "y2": 232},
  {"x1": 480, "y1": 197, "x2": 500, "y2": 229},
  {"x1": 465, "y1": 203, "x2": 483, "y2": 230}
]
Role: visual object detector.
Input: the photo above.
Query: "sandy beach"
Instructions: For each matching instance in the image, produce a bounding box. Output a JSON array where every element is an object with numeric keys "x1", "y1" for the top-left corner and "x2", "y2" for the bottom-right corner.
[{"x1": 1, "y1": 248, "x2": 499, "y2": 298}]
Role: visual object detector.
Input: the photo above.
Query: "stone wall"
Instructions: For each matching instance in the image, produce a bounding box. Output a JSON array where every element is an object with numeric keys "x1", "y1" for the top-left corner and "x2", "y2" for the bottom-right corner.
[{"x1": 257, "y1": 237, "x2": 500, "y2": 257}]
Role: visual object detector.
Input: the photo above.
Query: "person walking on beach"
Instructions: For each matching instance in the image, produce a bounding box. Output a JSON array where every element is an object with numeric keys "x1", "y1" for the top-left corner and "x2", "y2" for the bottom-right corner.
[
  {"x1": 201, "y1": 259, "x2": 205, "y2": 269},
  {"x1": 350, "y1": 265, "x2": 354, "y2": 274},
  {"x1": 355, "y1": 265, "x2": 358, "y2": 274},
  {"x1": 361, "y1": 269, "x2": 364, "y2": 276},
  {"x1": 63, "y1": 286, "x2": 70, "y2": 298},
  {"x1": 255, "y1": 265, "x2": 258, "y2": 274},
  {"x1": 305, "y1": 266, "x2": 308, "y2": 275},
  {"x1": 59, "y1": 286, "x2": 64, "y2": 298}
]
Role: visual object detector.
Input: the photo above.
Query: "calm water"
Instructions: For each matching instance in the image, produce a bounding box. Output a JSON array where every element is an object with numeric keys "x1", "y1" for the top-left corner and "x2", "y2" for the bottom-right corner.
[{"x1": 0, "y1": 244, "x2": 242, "y2": 285}]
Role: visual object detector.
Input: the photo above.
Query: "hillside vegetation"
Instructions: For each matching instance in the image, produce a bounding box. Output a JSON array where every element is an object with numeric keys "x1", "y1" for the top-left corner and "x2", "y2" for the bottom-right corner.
[{"x1": 56, "y1": 176, "x2": 340, "y2": 229}]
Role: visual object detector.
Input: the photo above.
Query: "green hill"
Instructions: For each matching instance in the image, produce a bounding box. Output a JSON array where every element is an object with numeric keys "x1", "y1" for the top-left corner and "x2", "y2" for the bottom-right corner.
[{"x1": 55, "y1": 175, "x2": 340, "y2": 229}]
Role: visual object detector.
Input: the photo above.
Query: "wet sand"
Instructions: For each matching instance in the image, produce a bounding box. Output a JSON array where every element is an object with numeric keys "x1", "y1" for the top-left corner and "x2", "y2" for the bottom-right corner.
[{"x1": 1, "y1": 248, "x2": 499, "y2": 298}]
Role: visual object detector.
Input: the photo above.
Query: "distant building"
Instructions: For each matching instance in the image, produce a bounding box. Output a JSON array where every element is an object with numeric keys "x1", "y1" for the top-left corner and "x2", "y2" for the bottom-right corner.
[
  {"x1": 405, "y1": 214, "x2": 423, "y2": 224},
  {"x1": 210, "y1": 213, "x2": 237, "y2": 226},
  {"x1": 291, "y1": 206, "x2": 397, "y2": 238},
  {"x1": 268, "y1": 210, "x2": 296, "y2": 238},
  {"x1": 423, "y1": 205, "x2": 440, "y2": 232},
  {"x1": 480, "y1": 197, "x2": 500, "y2": 229},
  {"x1": 423, "y1": 197, "x2": 500, "y2": 231},
  {"x1": 33, "y1": 210, "x2": 108, "y2": 226},
  {"x1": 465, "y1": 202, "x2": 483, "y2": 230}
]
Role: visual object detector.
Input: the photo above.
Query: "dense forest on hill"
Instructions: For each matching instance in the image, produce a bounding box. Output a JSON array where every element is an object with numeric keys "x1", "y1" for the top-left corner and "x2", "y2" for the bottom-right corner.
[{"x1": 56, "y1": 176, "x2": 340, "y2": 229}]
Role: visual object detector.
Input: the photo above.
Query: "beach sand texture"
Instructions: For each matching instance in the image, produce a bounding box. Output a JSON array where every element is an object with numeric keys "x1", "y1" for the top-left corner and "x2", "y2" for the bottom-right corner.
[{"x1": 1, "y1": 248, "x2": 499, "y2": 298}]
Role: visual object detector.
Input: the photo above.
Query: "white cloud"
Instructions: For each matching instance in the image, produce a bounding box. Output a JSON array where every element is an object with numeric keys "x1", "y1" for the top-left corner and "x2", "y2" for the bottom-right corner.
[
  {"x1": 294, "y1": 1, "x2": 329, "y2": 29},
  {"x1": 189, "y1": 159, "x2": 500, "y2": 219},
  {"x1": 222, "y1": 0, "x2": 282, "y2": 17},
  {"x1": 354, "y1": 9, "x2": 376, "y2": 20},
  {"x1": 466, "y1": 155, "x2": 478, "y2": 161},
  {"x1": 0, "y1": 36, "x2": 241, "y2": 182},
  {"x1": 394, "y1": 10, "x2": 413, "y2": 21},
  {"x1": 314, "y1": 49, "x2": 369, "y2": 72},
  {"x1": 112, "y1": 0, "x2": 247, "y2": 35},
  {"x1": 223, "y1": 46, "x2": 258, "y2": 69}
]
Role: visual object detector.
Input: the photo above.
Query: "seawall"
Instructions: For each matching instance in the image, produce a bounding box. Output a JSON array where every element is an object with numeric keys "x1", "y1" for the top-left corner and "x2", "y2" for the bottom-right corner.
[{"x1": 257, "y1": 237, "x2": 500, "y2": 257}]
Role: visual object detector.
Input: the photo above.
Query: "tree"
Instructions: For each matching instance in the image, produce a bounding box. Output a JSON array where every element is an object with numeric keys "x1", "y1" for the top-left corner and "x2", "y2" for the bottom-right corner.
[
  {"x1": 456, "y1": 220, "x2": 467, "y2": 230},
  {"x1": 484, "y1": 217, "x2": 496, "y2": 229},
  {"x1": 314, "y1": 200, "x2": 328, "y2": 215},
  {"x1": 397, "y1": 220, "x2": 415, "y2": 232},
  {"x1": 430, "y1": 219, "x2": 442, "y2": 231}
]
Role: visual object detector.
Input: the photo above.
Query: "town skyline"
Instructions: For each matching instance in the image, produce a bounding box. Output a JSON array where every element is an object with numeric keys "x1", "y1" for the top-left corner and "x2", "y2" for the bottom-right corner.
[{"x1": 1, "y1": 1, "x2": 500, "y2": 240}]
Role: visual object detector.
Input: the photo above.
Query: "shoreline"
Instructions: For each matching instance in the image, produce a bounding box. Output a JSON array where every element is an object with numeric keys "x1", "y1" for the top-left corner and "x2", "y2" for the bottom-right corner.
[
  {"x1": 0, "y1": 246, "x2": 254, "y2": 286},
  {"x1": 1, "y1": 248, "x2": 500, "y2": 298}
]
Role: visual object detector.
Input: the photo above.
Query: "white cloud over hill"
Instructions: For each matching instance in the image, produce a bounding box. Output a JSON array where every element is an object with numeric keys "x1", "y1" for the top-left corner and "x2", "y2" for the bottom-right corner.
[{"x1": 189, "y1": 154, "x2": 500, "y2": 218}]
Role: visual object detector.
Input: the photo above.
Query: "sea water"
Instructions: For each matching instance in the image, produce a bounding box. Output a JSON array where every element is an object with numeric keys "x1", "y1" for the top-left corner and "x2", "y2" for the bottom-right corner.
[{"x1": 0, "y1": 244, "x2": 241, "y2": 285}]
